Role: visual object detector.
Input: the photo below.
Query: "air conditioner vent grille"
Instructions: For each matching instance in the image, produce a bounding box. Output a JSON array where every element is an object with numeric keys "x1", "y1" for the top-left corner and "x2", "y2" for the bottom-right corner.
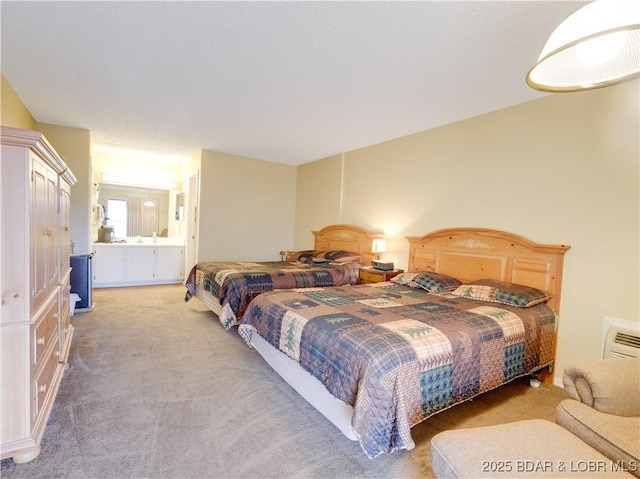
[
  {"x1": 604, "y1": 327, "x2": 640, "y2": 359},
  {"x1": 614, "y1": 331, "x2": 640, "y2": 349}
]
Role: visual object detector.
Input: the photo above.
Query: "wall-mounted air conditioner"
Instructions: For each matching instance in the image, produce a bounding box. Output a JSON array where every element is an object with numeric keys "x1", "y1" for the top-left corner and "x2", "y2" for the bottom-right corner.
[{"x1": 603, "y1": 327, "x2": 640, "y2": 359}]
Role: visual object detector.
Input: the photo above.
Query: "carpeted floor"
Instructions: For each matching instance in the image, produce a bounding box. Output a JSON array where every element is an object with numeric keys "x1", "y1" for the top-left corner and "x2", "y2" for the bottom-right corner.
[{"x1": 1, "y1": 284, "x2": 568, "y2": 478}]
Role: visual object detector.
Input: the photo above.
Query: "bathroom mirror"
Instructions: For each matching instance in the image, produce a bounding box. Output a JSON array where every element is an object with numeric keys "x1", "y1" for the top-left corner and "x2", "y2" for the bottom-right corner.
[
  {"x1": 97, "y1": 184, "x2": 171, "y2": 237},
  {"x1": 175, "y1": 192, "x2": 185, "y2": 221}
]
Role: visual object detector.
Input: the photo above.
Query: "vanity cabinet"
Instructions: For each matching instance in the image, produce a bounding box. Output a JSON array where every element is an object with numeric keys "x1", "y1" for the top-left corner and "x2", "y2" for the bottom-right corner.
[
  {"x1": 125, "y1": 246, "x2": 157, "y2": 283},
  {"x1": 92, "y1": 244, "x2": 126, "y2": 285},
  {"x1": 1, "y1": 127, "x2": 76, "y2": 463},
  {"x1": 156, "y1": 246, "x2": 185, "y2": 281},
  {"x1": 92, "y1": 244, "x2": 184, "y2": 287}
]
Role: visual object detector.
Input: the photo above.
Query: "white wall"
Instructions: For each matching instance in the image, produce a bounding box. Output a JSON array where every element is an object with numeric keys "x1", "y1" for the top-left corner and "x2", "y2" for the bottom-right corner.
[{"x1": 295, "y1": 79, "x2": 640, "y2": 383}]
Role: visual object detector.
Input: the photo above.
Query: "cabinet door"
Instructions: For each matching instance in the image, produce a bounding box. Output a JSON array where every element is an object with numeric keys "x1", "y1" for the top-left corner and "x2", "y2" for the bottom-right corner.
[
  {"x1": 156, "y1": 247, "x2": 184, "y2": 281},
  {"x1": 92, "y1": 246, "x2": 126, "y2": 285},
  {"x1": 59, "y1": 181, "x2": 72, "y2": 276},
  {"x1": 126, "y1": 247, "x2": 156, "y2": 282},
  {"x1": 31, "y1": 156, "x2": 58, "y2": 309}
]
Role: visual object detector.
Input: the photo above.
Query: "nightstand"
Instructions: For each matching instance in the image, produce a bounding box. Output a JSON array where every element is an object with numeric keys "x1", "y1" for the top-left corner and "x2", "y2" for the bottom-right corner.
[{"x1": 359, "y1": 267, "x2": 404, "y2": 284}]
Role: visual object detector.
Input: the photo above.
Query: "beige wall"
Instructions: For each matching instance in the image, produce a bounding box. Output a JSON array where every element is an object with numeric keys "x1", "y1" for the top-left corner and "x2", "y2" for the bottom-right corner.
[
  {"x1": 295, "y1": 79, "x2": 640, "y2": 384},
  {"x1": 36, "y1": 123, "x2": 92, "y2": 254},
  {"x1": 294, "y1": 154, "x2": 344, "y2": 248},
  {"x1": 1, "y1": 75, "x2": 35, "y2": 130},
  {"x1": 198, "y1": 150, "x2": 297, "y2": 261}
]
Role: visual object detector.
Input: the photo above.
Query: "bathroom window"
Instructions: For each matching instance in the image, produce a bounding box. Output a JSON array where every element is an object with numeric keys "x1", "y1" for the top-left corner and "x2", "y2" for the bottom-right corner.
[{"x1": 106, "y1": 199, "x2": 127, "y2": 238}]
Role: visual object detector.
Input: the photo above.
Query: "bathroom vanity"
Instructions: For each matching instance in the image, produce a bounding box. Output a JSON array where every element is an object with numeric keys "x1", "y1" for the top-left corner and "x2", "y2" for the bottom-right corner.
[{"x1": 92, "y1": 239, "x2": 185, "y2": 287}]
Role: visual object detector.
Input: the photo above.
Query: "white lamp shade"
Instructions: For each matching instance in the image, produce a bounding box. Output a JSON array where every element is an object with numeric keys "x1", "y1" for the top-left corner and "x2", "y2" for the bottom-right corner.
[
  {"x1": 371, "y1": 239, "x2": 387, "y2": 254},
  {"x1": 527, "y1": 0, "x2": 640, "y2": 92}
]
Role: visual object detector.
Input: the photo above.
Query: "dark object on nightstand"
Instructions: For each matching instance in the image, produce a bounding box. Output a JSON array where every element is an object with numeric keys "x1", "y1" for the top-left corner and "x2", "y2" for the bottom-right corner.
[{"x1": 371, "y1": 260, "x2": 394, "y2": 271}]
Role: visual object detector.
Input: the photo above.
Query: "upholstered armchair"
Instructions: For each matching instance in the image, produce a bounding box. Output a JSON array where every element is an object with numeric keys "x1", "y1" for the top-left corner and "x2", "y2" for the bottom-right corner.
[{"x1": 557, "y1": 358, "x2": 640, "y2": 478}]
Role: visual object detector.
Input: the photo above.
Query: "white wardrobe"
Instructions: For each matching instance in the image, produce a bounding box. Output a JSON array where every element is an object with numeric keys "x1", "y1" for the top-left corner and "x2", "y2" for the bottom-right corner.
[{"x1": 1, "y1": 126, "x2": 76, "y2": 463}]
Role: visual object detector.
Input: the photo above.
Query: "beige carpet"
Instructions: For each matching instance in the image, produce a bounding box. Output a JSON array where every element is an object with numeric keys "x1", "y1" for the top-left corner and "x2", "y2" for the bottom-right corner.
[{"x1": 1, "y1": 284, "x2": 568, "y2": 478}]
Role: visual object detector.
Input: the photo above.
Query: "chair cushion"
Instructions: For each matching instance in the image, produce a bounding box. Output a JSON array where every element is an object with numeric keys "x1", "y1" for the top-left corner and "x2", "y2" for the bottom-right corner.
[
  {"x1": 556, "y1": 399, "x2": 640, "y2": 477},
  {"x1": 430, "y1": 419, "x2": 635, "y2": 478}
]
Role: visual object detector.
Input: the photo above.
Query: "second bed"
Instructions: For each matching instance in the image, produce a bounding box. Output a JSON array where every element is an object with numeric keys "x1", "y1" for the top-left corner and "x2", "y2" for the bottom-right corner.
[{"x1": 184, "y1": 224, "x2": 380, "y2": 329}]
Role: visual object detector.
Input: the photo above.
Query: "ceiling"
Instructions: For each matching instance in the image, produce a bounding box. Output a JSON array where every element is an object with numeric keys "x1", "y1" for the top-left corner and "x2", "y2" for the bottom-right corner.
[{"x1": 1, "y1": 1, "x2": 588, "y2": 165}]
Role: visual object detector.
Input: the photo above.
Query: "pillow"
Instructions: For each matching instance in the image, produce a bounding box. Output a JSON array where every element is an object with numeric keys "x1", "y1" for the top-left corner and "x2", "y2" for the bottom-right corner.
[
  {"x1": 390, "y1": 272, "x2": 421, "y2": 287},
  {"x1": 333, "y1": 254, "x2": 362, "y2": 263},
  {"x1": 391, "y1": 271, "x2": 463, "y2": 293},
  {"x1": 322, "y1": 250, "x2": 354, "y2": 261},
  {"x1": 413, "y1": 271, "x2": 464, "y2": 293},
  {"x1": 451, "y1": 279, "x2": 552, "y2": 307},
  {"x1": 450, "y1": 284, "x2": 497, "y2": 303},
  {"x1": 329, "y1": 254, "x2": 361, "y2": 263},
  {"x1": 294, "y1": 250, "x2": 319, "y2": 262},
  {"x1": 312, "y1": 250, "x2": 361, "y2": 263}
]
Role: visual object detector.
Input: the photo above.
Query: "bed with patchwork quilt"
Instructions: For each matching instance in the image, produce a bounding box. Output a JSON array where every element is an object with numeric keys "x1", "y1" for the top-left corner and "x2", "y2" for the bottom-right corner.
[
  {"x1": 184, "y1": 258, "x2": 360, "y2": 329},
  {"x1": 183, "y1": 224, "x2": 382, "y2": 328},
  {"x1": 238, "y1": 276, "x2": 558, "y2": 457},
  {"x1": 236, "y1": 228, "x2": 570, "y2": 458}
]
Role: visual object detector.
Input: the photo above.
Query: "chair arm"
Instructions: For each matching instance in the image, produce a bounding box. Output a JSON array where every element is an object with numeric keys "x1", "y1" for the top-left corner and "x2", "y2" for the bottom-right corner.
[{"x1": 562, "y1": 358, "x2": 640, "y2": 417}]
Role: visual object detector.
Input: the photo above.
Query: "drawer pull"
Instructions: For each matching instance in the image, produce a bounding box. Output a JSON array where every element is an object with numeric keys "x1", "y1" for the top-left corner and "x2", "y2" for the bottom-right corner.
[
  {"x1": 39, "y1": 383, "x2": 47, "y2": 394},
  {"x1": 37, "y1": 336, "x2": 46, "y2": 345},
  {"x1": 54, "y1": 350, "x2": 60, "y2": 358}
]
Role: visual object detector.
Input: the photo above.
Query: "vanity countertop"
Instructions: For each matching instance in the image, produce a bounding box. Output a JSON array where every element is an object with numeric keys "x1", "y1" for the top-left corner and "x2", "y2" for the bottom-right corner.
[{"x1": 94, "y1": 237, "x2": 185, "y2": 247}]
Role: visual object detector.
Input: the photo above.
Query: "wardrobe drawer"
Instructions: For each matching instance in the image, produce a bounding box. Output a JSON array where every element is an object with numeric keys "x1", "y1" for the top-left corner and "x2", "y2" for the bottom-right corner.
[
  {"x1": 33, "y1": 343, "x2": 60, "y2": 418},
  {"x1": 61, "y1": 287, "x2": 71, "y2": 335},
  {"x1": 32, "y1": 298, "x2": 59, "y2": 367}
]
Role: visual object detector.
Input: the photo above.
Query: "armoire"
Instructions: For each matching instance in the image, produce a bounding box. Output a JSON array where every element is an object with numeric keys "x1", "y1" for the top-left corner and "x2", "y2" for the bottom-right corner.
[{"x1": 1, "y1": 126, "x2": 76, "y2": 463}]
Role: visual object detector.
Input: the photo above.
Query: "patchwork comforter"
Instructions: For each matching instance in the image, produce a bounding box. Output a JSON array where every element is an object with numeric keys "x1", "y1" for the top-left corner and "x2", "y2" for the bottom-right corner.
[
  {"x1": 184, "y1": 261, "x2": 360, "y2": 329},
  {"x1": 237, "y1": 281, "x2": 557, "y2": 458}
]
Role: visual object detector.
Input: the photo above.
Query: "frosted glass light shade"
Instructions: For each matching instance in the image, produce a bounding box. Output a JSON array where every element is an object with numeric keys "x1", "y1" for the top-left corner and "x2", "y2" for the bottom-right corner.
[
  {"x1": 144, "y1": 190, "x2": 155, "y2": 207},
  {"x1": 371, "y1": 239, "x2": 387, "y2": 254},
  {"x1": 527, "y1": 0, "x2": 640, "y2": 92}
]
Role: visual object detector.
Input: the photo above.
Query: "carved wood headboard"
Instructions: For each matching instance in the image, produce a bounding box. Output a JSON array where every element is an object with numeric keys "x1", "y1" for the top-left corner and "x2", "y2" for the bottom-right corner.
[
  {"x1": 281, "y1": 224, "x2": 382, "y2": 266},
  {"x1": 406, "y1": 228, "x2": 570, "y2": 315},
  {"x1": 313, "y1": 224, "x2": 382, "y2": 266}
]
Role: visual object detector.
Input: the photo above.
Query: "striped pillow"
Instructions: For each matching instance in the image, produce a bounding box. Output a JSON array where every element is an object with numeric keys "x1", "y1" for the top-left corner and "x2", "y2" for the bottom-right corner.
[
  {"x1": 451, "y1": 279, "x2": 552, "y2": 307},
  {"x1": 392, "y1": 271, "x2": 463, "y2": 293}
]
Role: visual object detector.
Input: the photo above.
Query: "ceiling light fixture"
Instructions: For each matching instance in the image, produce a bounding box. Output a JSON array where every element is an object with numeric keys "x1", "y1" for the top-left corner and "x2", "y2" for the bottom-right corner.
[
  {"x1": 94, "y1": 144, "x2": 186, "y2": 163},
  {"x1": 144, "y1": 190, "x2": 155, "y2": 208},
  {"x1": 101, "y1": 173, "x2": 177, "y2": 190},
  {"x1": 526, "y1": 0, "x2": 639, "y2": 92}
]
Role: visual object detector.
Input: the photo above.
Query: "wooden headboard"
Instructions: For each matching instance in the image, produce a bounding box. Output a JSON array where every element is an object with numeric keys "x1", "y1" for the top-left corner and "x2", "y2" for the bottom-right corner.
[
  {"x1": 281, "y1": 224, "x2": 382, "y2": 266},
  {"x1": 406, "y1": 228, "x2": 570, "y2": 315}
]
